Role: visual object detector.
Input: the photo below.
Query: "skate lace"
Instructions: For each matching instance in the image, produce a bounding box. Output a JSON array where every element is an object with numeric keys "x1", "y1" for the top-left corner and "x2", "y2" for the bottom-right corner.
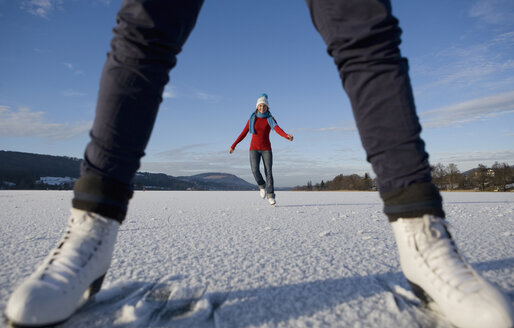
[
  {"x1": 416, "y1": 216, "x2": 480, "y2": 296},
  {"x1": 41, "y1": 215, "x2": 108, "y2": 286}
]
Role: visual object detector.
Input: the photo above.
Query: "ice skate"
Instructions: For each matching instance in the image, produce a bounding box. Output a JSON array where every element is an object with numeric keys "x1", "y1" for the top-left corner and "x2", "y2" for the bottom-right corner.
[
  {"x1": 267, "y1": 196, "x2": 276, "y2": 206},
  {"x1": 392, "y1": 215, "x2": 514, "y2": 328},
  {"x1": 259, "y1": 187, "x2": 266, "y2": 199},
  {"x1": 5, "y1": 208, "x2": 120, "y2": 327}
]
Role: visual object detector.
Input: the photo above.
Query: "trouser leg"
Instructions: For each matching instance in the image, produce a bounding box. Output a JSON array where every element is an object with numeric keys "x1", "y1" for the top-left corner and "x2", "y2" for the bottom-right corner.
[
  {"x1": 73, "y1": 0, "x2": 204, "y2": 222},
  {"x1": 261, "y1": 150, "x2": 275, "y2": 198},
  {"x1": 250, "y1": 150, "x2": 266, "y2": 188},
  {"x1": 306, "y1": 0, "x2": 443, "y2": 220}
]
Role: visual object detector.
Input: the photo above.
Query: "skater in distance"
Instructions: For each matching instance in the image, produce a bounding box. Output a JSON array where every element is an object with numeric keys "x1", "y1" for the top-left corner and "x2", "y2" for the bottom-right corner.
[
  {"x1": 229, "y1": 93, "x2": 294, "y2": 206},
  {"x1": 5, "y1": 0, "x2": 514, "y2": 328}
]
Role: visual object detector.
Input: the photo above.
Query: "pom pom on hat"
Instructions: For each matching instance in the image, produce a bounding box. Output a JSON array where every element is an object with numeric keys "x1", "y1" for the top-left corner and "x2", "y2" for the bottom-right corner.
[{"x1": 256, "y1": 93, "x2": 269, "y2": 108}]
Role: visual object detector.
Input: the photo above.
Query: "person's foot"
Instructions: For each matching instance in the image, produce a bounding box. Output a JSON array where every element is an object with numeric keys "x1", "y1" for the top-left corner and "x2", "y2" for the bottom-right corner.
[
  {"x1": 259, "y1": 188, "x2": 266, "y2": 199},
  {"x1": 392, "y1": 215, "x2": 514, "y2": 328},
  {"x1": 5, "y1": 208, "x2": 120, "y2": 327},
  {"x1": 268, "y1": 197, "x2": 276, "y2": 206}
]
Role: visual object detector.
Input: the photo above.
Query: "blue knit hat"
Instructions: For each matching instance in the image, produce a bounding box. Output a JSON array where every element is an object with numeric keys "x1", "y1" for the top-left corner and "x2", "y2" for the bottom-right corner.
[{"x1": 256, "y1": 93, "x2": 269, "y2": 108}]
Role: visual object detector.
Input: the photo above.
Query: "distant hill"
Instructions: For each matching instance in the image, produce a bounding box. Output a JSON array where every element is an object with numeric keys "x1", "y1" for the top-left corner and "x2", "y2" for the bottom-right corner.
[
  {"x1": 0, "y1": 151, "x2": 81, "y2": 189},
  {"x1": 0, "y1": 150, "x2": 257, "y2": 191},
  {"x1": 177, "y1": 172, "x2": 257, "y2": 190}
]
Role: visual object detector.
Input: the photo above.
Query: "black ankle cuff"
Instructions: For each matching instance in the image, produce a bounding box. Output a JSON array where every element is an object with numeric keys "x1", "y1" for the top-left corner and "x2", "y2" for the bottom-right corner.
[
  {"x1": 381, "y1": 182, "x2": 445, "y2": 222},
  {"x1": 72, "y1": 176, "x2": 133, "y2": 223}
]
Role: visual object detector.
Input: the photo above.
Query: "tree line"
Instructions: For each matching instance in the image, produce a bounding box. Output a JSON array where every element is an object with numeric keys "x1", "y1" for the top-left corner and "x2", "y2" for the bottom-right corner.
[
  {"x1": 293, "y1": 162, "x2": 513, "y2": 192},
  {"x1": 293, "y1": 173, "x2": 376, "y2": 191},
  {"x1": 432, "y1": 162, "x2": 513, "y2": 192}
]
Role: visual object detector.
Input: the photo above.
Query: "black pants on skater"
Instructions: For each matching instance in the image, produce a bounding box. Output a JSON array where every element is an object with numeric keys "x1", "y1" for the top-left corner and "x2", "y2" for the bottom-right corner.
[{"x1": 73, "y1": 0, "x2": 444, "y2": 223}]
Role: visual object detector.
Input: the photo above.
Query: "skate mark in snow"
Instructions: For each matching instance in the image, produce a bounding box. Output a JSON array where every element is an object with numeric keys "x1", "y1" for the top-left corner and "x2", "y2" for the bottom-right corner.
[
  {"x1": 114, "y1": 280, "x2": 210, "y2": 327},
  {"x1": 64, "y1": 275, "x2": 214, "y2": 328}
]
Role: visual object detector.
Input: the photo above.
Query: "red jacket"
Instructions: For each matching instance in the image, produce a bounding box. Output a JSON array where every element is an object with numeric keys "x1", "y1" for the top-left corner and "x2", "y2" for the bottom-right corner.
[{"x1": 231, "y1": 117, "x2": 289, "y2": 150}]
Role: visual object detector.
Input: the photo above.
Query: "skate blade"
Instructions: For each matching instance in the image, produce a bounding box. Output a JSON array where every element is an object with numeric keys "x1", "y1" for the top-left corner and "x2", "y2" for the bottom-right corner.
[{"x1": 5, "y1": 316, "x2": 66, "y2": 328}]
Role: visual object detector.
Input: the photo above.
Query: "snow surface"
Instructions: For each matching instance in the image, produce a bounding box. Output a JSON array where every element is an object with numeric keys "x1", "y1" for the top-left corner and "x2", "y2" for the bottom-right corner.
[{"x1": 0, "y1": 190, "x2": 513, "y2": 327}]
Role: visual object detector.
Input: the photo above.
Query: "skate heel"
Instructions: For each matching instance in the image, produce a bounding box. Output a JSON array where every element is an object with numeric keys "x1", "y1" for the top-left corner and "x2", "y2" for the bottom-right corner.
[
  {"x1": 82, "y1": 273, "x2": 106, "y2": 301},
  {"x1": 407, "y1": 280, "x2": 433, "y2": 305}
]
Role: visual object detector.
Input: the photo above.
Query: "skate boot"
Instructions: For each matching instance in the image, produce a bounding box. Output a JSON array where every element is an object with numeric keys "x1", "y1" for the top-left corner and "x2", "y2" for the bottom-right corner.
[
  {"x1": 392, "y1": 215, "x2": 514, "y2": 328},
  {"x1": 259, "y1": 187, "x2": 266, "y2": 199},
  {"x1": 267, "y1": 196, "x2": 276, "y2": 206},
  {"x1": 5, "y1": 208, "x2": 120, "y2": 327}
]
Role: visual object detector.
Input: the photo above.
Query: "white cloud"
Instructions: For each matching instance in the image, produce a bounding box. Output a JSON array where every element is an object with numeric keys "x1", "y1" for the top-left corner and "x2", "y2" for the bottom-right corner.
[
  {"x1": 431, "y1": 150, "x2": 514, "y2": 170},
  {"x1": 194, "y1": 90, "x2": 222, "y2": 103},
  {"x1": 20, "y1": 0, "x2": 112, "y2": 18},
  {"x1": 419, "y1": 43, "x2": 514, "y2": 89},
  {"x1": 412, "y1": 25, "x2": 514, "y2": 93},
  {"x1": 291, "y1": 125, "x2": 357, "y2": 133},
  {"x1": 142, "y1": 144, "x2": 371, "y2": 187},
  {"x1": 420, "y1": 90, "x2": 514, "y2": 128},
  {"x1": 141, "y1": 153, "x2": 371, "y2": 187},
  {"x1": 0, "y1": 105, "x2": 91, "y2": 139},
  {"x1": 20, "y1": 0, "x2": 63, "y2": 18},
  {"x1": 161, "y1": 85, "x2": 222, "y2": 103},
  {"x1": 33, "y1": 48, "x2": 50, "y2": 53},
  {"x1": 142, "y1": 146, "x2": 246, "y2": 178},
  {"x1": 492, "y1": 31, "x2": 514, "y2": 43},
  {"x1": 63, "y1": 62, "x2": 83, "y2": 75},
  {"x1": 469, "y1": 0, "x2": 514, "y2": 25},
  {"x1": 150, "y1": 144, "x2": 245, "y2": 175},
  {"x1": 163, "y1": 86, "x2": 178, "y2": 99},
  {"x1": 155, "y1": 144, "x2": 213, "y2": 158}
]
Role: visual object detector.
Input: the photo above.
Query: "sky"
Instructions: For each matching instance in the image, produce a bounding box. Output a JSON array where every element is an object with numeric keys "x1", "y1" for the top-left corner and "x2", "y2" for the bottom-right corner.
[{"x1": 1, "y1": 0, "x2": 514, "y2": 187}]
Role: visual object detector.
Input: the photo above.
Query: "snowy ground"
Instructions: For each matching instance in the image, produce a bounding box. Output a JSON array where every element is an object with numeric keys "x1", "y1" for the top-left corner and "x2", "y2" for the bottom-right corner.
[{"x1": 0, "y1": 190, "x2": 513, "y2": 327}]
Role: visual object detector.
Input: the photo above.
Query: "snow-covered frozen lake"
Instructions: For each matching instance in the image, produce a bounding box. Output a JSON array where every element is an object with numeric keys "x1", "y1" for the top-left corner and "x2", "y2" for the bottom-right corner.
[{"x1": 0, "y1": 190, "x2": 513, "y2": 327}]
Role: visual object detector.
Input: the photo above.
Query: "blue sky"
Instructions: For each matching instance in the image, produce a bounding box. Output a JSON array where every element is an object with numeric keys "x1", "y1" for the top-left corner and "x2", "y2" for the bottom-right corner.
[{"x1": 1, "y1": 0, "x2": 514, "y2": 187}]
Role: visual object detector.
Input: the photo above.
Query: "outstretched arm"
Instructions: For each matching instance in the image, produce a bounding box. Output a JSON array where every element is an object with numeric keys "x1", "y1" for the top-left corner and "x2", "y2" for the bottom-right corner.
[
  {"x1": 229, "y1": 120, "x2": 250, "y2": 153},
  {"x1": 274, "y1": 125, "x2": 293, "y2": 141}
]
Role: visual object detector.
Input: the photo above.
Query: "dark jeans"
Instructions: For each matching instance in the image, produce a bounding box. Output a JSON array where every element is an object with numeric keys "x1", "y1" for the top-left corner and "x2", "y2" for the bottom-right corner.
[
  {"x1": 250, "y1": 150, "x2": 274, "y2": 198},
  {"x1": 73, "y1": 0, "x2": 443, "y2": 222}
]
